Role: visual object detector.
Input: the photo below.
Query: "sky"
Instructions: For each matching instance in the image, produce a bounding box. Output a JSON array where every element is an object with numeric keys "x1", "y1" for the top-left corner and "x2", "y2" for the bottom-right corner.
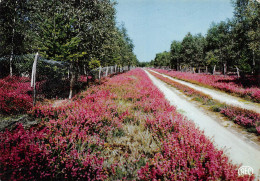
[{"x1": 115, "y1": 0, "x2": 235, "y2": 62}]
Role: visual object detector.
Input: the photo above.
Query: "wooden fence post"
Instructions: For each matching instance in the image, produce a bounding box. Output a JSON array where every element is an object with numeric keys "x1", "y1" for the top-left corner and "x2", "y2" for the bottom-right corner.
[
  {"x1": 235, "y1": 66, "x2": 240, "y2": 78},
  {"x1": 31, "y1": 52, "x2": 39, "y2": 106}
]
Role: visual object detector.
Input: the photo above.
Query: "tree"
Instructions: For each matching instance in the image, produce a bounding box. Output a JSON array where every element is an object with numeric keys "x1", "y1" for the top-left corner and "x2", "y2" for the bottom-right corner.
[
  {"x1": 205, "y1": 21, "x2": 235, "y2": 74},
  {"x1": 181, "y1": 32, "x2": 194, "y2": 68},
  {"x1": 205, "y1": 51, "x2": 219, "y2": 74},
  {"x1": 231, "y1": 0, "x2": 256, "y2": 74},
  {"x1": 153, "y1": 0, "x2": 258, "y2": 76},
  {"x1": 0, "y1": 0, "x2": 138, "y2": 94},
  {"x1": 28, "y1": 0, "x2": 122, "y2": 98},
  {"x1": 193, "y1": 34, "x2": 206, "y2": 71},
  {"x1": 0, "y1": 0, "x2": 32, "y2": 76},
  {"x1": 170, "y1": 41, "x2": 182, "y2": 70},
  {"x1": 244, "y1": 0, "x2": 260, "y2": 74},
  {"x1": 180, "y1": 32, "x2": 206, "y2": 72},
  {"x1": 118, "y1": 25, "x2": 138, "y2": 68},
  {"x1": 153, "y1": 51, "x2": 171, "y2": 68}
]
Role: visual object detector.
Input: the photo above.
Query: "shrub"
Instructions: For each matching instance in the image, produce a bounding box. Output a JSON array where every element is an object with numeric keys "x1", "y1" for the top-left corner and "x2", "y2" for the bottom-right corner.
[{"x1": 0, "y1": 76, "x2": 32, "y2": 114}]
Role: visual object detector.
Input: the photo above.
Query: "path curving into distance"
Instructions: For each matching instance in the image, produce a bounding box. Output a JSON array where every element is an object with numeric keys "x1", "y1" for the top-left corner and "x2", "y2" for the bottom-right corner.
[
  {"x1": 144, "y1": 69, "x2": 260, "y2": 177},
  {"x1": 149, "y1": 69, "x2": 260, "y2": 114}
]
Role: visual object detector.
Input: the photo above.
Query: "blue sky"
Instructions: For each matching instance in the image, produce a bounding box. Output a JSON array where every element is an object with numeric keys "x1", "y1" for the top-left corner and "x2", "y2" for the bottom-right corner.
[{"x1": 115, "y1": 0, "x2": 234, "y2": 62}]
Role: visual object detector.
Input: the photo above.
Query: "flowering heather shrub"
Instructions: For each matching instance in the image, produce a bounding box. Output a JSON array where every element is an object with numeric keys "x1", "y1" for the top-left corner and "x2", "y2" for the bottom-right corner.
[
  {"x1": 149, "y1": 70, "x2": 260, "y2": 135},
  {"x1": 0, "y1": 69, "x2": 254, "y2": 180},
  {"x1": 1, "y1": 89, "x2": 120, "y2": 180},
  {"x1": 131, "y1": 70, "x2": 252, "y2": 180},
  {"x1": 152, "y1": 68, "x2": 260, "y2": 103},
  {"x1": 0, "y1": 124, "x2": 105, "y2": 180},
  {"x1": 0, "y1": 76, "x2": 33, "y2": 114},
  {"x1": 220, "y1": 107, "x2": 260, "y2": 134}
]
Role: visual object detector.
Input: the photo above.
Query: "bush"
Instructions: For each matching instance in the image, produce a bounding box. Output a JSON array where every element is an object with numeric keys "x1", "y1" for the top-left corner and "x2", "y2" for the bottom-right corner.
[{"x1": 0, "y1": 76, "x2": 32, "y2": 114}]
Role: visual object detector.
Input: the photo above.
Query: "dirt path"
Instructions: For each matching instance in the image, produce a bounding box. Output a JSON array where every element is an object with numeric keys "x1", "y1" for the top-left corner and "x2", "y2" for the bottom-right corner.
[
  {"x1": 149, "y1": 69, "x2": 260, "y2": 114},
  {"x1": 52, "y1": 99, "x2": 69, "y2": 107},
  {"x1": 144, "y1": 69, "x2": 260, "y2": 177}
]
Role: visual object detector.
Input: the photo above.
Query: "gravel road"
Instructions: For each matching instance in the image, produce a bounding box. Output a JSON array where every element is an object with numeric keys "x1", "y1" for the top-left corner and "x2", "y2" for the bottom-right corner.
[
  {"x1": 149, "y1": 69, "x2": 260, "y2": 114},
  {"x1": 145, "y1": 69, "x2": 260, "y2": 178}
]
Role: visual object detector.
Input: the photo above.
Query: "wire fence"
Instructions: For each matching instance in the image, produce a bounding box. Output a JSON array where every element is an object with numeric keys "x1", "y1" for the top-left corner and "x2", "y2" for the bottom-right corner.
[{"x1": 0, "y1": 53, "x2": 135, "y2": 114}]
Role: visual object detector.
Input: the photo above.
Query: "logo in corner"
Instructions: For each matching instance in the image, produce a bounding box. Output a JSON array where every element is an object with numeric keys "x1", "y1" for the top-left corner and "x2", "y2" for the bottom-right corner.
[{"x1": 238, "y1": 166, "x2": 254, "y2": 176}]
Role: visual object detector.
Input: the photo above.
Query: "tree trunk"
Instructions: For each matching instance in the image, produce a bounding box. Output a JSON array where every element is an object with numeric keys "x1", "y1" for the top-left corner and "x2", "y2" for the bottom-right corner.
[
  {"x1": 10, "y1": 53, "x2": 13, "y2": 77},
  {"x1": 106, "y1": 66, "x2": 109, "y2": 76},
  {"x1": 235, "y1": 66, "x2": 240, "y2": 78},
  {"x1": 31, "y1": 53, "x2": 39, "y2": 106},
  {"x1": 86, "y1": 72, "x2": 89, "y2": 87},
  {"x1": 84, "y1": 64, "x2": 87, "y2": 75},
  {"x1": 75, "y1": 64, "x2": 79, "y2": 81},
  {"x1": 252, "y1": 50, "x2": 255, "y2": 74},
  {"x1": 98, "y1": 66, "x2": 102, "y2": 79},
  {"x1": 223, "y1": 63, "x2": 227, "y2": 76},
  {"x1": 192, "y1": 67, "x2": 196, "y2": 74},
  {"x1": 206, "y1": 66, "x2": 208, "y2": 74},
  {"x1": 213, "y1": 65, "x2": 216, "y2": 75},
  {"x1": 9, "y1": 1, "x2": 17, "y2": 77},
  {"x1": 69, "y1": 64, "x2": 75, "y2": 99}
]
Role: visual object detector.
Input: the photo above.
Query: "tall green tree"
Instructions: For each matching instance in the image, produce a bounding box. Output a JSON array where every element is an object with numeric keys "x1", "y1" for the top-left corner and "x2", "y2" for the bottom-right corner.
[
  {"x1": 231, "y1": 0, "x2": 257, "y2": 74},
  {"x1": 193, "y1": 34, "x2": 206, "y2": 71},
  {"x1": 153, "y1": 51, "x2": 171, "y2": 68},
  {"x1": 205, "y1": 21, "x2": 235, "y2": 74},
  {"x1": 0, "y1": 0, "x2": 32, "y2": 75},
  {"x1": 28, "y1": 0, "x2": 121, "y2": 98},
  {"x1": 244, "y1": 0, "x2": 260, "y2": 74},
  {"x1": 181, "y1": 32, "x2": 206, "y2": 71},
  {"x1": 170, "y1": 40, "x2": 182, "y2": 70},
  {"x1": 153, "y1": 0, "x2": 259, "y2": 76},
  {"x1": 181, "y1": 32, "x2": 194, "y2": 68}
]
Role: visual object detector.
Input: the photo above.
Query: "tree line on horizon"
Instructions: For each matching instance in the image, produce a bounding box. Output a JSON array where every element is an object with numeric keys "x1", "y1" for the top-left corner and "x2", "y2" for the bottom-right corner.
[{"x1": 150, "y1": 0, "x2": 259, "y2": 77}]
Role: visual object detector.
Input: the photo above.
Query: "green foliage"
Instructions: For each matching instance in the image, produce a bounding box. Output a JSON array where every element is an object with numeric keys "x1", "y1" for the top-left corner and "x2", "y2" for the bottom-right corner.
[
  {"x1": 210, "y1": 104, "x2": 226, "y2": 112},
  {"x1": 170, "y1": 41, "x2": 182, "y2": 70},
  {"x1": 112, "y1": 128, "x2": 125, "y2": 137},
  {"x1": 152, "y1": 0, "x2": 259, "y2": 75},
  {"x1": 181, "y1": 33, "x2": 205, "y2": 68},
  {"x1": 0, "y1": 0, "x2": 32, "y2": 56},
  {"x1": 89, "y1": 59, "x2": 101, "y2": 70},
  {"x1": 0, "y1": 0, "x2": 138, "y2": 68},
  {"x1": 108, "y1": 25, "x2": 138, "y2": 67},
  {"x1": 138, "y1": 62, "x2": 151, "y2": 67},
  {"x1": 152, "y1": 51, "x2": 171, "y2": 68},
  {"x1": 205, "y1": 51, "x2": 219, "y2": 66}
]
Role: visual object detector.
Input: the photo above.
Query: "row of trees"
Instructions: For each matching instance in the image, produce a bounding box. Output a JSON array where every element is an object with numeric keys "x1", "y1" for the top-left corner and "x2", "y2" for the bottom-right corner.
[
  {"x1": 151, "y1": 0, "x2": 259, "y2": 76},
  {"x1": 0, "y1": 0, "x2": 138, "y2": 98},
  {"x1": 0, "y1": 0, "x2": 138, "y2": 70}
]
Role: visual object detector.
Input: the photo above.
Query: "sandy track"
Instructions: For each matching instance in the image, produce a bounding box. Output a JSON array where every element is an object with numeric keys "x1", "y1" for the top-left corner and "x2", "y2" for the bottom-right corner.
[
  {"x1": 144, "y1": 69, "x2": 260, "y2": 177},
  {"x1": 149, "y1": 69, "x2": 260, "y2": 114}
]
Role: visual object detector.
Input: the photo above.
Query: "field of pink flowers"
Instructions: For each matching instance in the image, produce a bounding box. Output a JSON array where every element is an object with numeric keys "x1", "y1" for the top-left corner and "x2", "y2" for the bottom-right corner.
[
  {"x1": 0, "y1": 76, "x2": 33, "y2": 114},
  {"x1": 152, "y1": 68, "x2": 260, "y2": 103},
  {"x1": 148, "y1": 70, "x2": 260, "y2": 135},
  {"x1": 0, "y1": 69, "x2": 253, "y2": 180}
]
